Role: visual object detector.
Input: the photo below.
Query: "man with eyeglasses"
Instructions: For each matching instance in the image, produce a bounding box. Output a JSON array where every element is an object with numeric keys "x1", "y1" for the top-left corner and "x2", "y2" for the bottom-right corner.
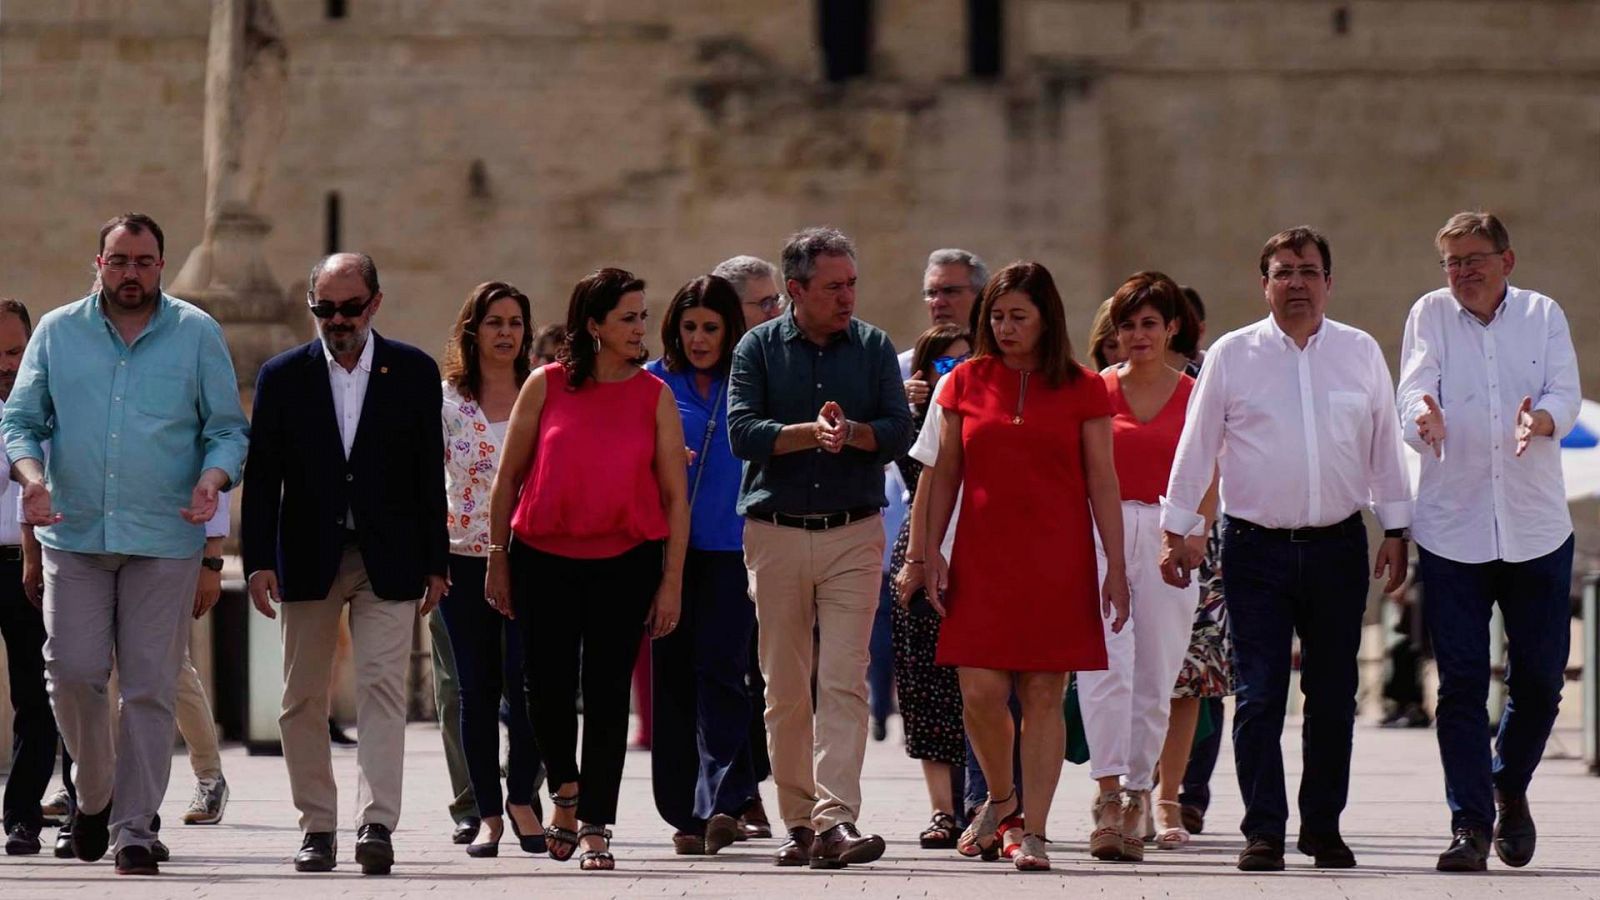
[
  {"x1": 242, "y1": 252, "x2": 447, "y2": 876},
  {"x1": 1159, "y1": 226, "x2": 1412, "y2": 872},
  {"x1": 713, "y1": 255, "x2": 785, "y2": 330},
  {"x1": 899, "y1": 249, "x2": 986, "y2": 406},
  {"x1": 0, "y1": 214, "x2": 249, "y2": 875},
  {"x1": 1396, "y1": 212, "x2": 1580, "y2": 873}
]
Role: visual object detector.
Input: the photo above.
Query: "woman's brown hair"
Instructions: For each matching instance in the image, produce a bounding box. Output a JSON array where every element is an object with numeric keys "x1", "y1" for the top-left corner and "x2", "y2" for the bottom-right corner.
[
  {"x1": 659, "y1": 275, "x2": 747, "y2": 374},
  {"x1": 442, "y1": 281, "x2": 532, "y2": 401},
  {"x1": 909, "y1": 323, "x2": 970, "y2": 385},
  {"x1": 1087, "y1": 297, "x2": 1117, "y2": 370},
  {"x1": 972, "y1": 260, "x2": 1079, "y2": 387},
  {"x1": 558, "y1": 267, "x2": 646, "y2": 389},
  {"x1": 1108, "y1": 271, "x2": 1186, "y2": 333}
]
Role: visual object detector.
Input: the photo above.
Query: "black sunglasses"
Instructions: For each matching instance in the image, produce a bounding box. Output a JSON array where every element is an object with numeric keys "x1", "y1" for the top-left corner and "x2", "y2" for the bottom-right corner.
[{"x1": 307, "y1": 294, "x2": 374, "y2": 319}]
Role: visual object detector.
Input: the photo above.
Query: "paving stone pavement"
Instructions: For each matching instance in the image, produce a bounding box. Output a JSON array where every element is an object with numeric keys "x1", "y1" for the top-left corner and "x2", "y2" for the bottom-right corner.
[{"x1": 2, "y1": 717, "x2": 1598, "y2": 899}]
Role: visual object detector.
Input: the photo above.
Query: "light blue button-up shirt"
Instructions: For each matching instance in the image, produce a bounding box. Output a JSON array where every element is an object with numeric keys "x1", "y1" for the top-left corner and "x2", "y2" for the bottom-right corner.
[{"x1": 0, "y1": 292, "x2": 249, "y2": 559}]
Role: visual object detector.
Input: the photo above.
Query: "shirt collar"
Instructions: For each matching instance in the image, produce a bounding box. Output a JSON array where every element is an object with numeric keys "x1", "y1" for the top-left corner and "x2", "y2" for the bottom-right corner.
[
  {"x1": 1263, "y1": 313, "x2": 1325, "y2": 349},
  {"x1": 777, "y1": 308, "x2": 855, "y2": 346},
  {"x1": 1451, "y1": 283, "x2": 1515, "y2": 326},
  {"x1": 323, "y1": 333, "x2": 375, "y2": 373},
  {"x1": 92, "y1": 290, "x2": 173, "y2": 341}
]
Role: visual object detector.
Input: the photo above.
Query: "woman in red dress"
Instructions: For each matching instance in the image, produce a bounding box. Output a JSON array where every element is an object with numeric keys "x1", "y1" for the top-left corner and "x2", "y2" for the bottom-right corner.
[{"x1": 918, "y1": 260, "x2": 1130, "y2": 871}]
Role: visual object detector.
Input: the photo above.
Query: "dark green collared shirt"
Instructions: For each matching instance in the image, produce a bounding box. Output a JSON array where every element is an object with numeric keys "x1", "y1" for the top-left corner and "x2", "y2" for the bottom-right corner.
[{"x1": 728, "y1": 311, "x2": 913, "y2": 517}]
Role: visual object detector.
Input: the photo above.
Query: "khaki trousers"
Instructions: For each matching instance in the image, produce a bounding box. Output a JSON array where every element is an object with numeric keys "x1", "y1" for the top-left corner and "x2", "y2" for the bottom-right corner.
[
  {"x1": 279, "y1": 545, "x2": 415, "y2": 833},
  {"x1": 743, "y1": 515, "x2": 883, "y2": 832}
]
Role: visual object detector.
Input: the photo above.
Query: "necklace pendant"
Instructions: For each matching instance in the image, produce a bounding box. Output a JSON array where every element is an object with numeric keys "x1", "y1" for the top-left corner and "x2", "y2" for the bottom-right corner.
[{"x1": 1011, "y1": 415, "x2": 1023, "y2": 425}]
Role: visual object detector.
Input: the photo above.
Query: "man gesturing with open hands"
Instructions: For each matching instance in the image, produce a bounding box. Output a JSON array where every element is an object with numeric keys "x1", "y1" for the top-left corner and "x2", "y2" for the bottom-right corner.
[
  {"x1": 1, "y1": 215, "x2": 248, "y2": 875},
  {"x1": 1397, "y1": 212, "x2": 1580, "y2": 873}
]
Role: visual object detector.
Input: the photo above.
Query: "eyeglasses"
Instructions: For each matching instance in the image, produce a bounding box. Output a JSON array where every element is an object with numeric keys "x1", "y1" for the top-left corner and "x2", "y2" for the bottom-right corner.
[
  {"x1": 1267, "y1": 266, "x2": 1326, "y2": 284},
  {"x1": 932, "y1": 353, "x2": 970, "y2": 375},
  {"x1": 1439, "y1": 252, "x2": 1501, "y2": 273},
  {"x1": 923, "y1": 285, "x2": 972, "y2": 302},
  {"x1": 744, "y1": 294, "x2": 782, "y2": 315},
  {"x1": 99, "y1": 255, "x2": 161, "y2": 272},
  {"x1": 307, "y1": 293, "x2": 375, "y2": 319}
]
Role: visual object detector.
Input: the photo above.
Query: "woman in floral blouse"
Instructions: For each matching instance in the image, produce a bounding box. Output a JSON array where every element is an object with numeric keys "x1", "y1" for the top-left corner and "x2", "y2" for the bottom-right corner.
[{"x1": 438, "y1": 281, "x2": 546, "y2": 857}]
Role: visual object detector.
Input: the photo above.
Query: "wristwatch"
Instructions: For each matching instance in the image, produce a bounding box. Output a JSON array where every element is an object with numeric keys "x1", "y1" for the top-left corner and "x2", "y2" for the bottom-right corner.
[
  {"x1": 1383, "y1": 528, "x2": 1410, "y2": 541},
  {"x1": 201, "y1": 556, "x2": 224, "y2": 572}
]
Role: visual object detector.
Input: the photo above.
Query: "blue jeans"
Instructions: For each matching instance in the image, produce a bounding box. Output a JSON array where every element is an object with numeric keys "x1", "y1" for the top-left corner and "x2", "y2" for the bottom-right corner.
[
  {"x1": 1420, "y1": 534, "x2": 1573, "y2": 832},
  {"x1": 868, "y1": 574, "x2": 895, "y2": 725},
  {"x1": 1223, "y1": 514, "x2": 1367, "y2": 839}
]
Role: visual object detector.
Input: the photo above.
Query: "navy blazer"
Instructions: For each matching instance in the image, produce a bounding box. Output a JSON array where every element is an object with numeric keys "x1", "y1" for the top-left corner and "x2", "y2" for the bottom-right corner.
[{"x1": 242, "y1": 333, "x2": 448, "y2": 603}]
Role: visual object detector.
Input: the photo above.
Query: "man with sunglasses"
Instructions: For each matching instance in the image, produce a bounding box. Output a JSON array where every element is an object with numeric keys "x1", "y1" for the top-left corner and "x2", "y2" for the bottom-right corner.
[
  {"x1": 1397, "y1": 212, "x2": 1580, "y2": 873},
  {"x1": 242, "y1": 251, "x2": 447, "y2": 875},
  {"x1": 1, "y1": 214, "x2": 249, "y2": 876}
]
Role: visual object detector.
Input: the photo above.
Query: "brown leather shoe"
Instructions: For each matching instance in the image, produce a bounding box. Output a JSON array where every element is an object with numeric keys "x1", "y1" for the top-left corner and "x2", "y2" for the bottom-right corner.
[
  {"x1": 671, "y1": 831, "x2": 705, "y2": 855},
  {"x1": 706, "y1": 814, "x2": 740, "y2": 855},
  {"x1": 740, "y1": 800, "x2": 773, "y2": 840},
  {"x1": 773, "y1": 827, "x2": 814, "y2": 866},
  {"x1": 809, "y1": 822, "x2": 885, "y2": 870}
]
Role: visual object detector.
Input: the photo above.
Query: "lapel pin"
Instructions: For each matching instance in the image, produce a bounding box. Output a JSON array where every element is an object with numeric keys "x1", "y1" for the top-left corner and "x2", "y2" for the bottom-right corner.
[{"x1": 380, "y1": 366, "x2": 389, "y2": 374}]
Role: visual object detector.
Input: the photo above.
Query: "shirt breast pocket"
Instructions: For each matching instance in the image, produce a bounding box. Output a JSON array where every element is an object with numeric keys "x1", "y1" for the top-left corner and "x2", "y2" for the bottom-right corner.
[
  {"x1": 1326, "y1": 390, "x2": 1370, "y2": 444},
  {"x1": 133, "y1": 372, "x2": 197, "y2": 420}
]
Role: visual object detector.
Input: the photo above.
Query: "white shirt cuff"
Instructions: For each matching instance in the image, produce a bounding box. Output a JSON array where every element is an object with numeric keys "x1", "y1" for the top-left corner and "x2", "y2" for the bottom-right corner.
[
  {"x1": 1159, "y1": 498, "x2": 1205, "y2": 537},
  {"x1": 1374, "y1": 500, "x2": 1413, "y2": 532}
]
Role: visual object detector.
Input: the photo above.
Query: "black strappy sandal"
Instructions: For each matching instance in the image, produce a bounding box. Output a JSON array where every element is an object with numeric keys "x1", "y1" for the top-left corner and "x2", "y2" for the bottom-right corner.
[
  {"x1": 920, "y1": 811, "x2": 960, "y2": 849},
  {"x1": 545, "y1": 790, "x2": 580, "y2": 862},
  {"x1": 577, "y1": 824, "x2": 614, "y2": 871}
]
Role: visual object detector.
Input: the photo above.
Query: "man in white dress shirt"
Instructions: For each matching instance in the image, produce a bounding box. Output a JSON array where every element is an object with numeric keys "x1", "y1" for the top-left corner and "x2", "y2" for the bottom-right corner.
[
  {"x1": 1396, "y1": 212, "x2": 1580, "y2": 873},
  {"x1": 1160, "y1": 227, "x2": 1412, "y2": 872}
]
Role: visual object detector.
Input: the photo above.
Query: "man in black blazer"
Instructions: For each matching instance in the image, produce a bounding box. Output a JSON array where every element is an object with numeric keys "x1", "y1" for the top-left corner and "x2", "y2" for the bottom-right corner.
[{"x1": 242, "y1": 252, "x2": 447, "y2": 876}]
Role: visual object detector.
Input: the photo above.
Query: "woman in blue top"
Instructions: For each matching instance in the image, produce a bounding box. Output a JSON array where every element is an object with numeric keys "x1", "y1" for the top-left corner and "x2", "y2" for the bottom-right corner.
[{"x1": 645, "y1": 275, "x2": 759, "y2": 855}]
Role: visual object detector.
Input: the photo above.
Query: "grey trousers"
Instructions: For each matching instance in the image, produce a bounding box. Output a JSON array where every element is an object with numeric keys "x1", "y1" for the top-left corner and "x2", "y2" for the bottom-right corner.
[{"x1": 42, "y1": 547, "x2": 202, "y2": 852}]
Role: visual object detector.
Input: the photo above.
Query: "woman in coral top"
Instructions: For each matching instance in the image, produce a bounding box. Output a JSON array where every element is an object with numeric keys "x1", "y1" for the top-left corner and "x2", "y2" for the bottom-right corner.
[
  {"x1": 920, "y1": 260, "x2": 1130, "y2": 872},
  {"x1": 1076, "y1": 272, "x2": 1214, "y2": 862},
  {"x1": 485, "y1": 268, "x2": 689, "y2": 872}
]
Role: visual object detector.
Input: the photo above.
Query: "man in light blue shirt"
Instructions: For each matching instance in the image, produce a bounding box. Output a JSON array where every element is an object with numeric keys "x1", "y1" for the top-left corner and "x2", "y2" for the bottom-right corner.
[{"x1": 0, "y1": 213, "x2": 247, "y2": 876}]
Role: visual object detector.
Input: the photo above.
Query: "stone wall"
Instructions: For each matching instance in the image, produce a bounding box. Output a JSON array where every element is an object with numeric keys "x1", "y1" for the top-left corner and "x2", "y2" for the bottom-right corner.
[{"x1": 1, "y1": 0, "x2": 1596, "y2": 386}]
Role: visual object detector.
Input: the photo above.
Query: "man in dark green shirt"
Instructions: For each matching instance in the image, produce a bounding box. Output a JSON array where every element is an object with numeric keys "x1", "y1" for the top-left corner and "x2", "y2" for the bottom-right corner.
[{"x1": 728, "y1": 227, "x2": 912, "y2": 870}]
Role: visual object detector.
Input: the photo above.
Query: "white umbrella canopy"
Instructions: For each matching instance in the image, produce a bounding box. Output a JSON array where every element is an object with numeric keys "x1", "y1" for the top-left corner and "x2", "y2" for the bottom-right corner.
[{"x1": 1403, "y1": 398, "x2": 1600, "y2": 502}]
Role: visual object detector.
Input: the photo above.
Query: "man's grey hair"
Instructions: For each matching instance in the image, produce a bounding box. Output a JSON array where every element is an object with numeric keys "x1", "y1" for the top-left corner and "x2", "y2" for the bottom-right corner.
[
  {"x1": 309, "y1": 251, "x2": 381, "y2": 296},
  {"x1": 711, "y1": 255, "x2": 778, "y2": 294},
  {"x1": 781, "y1": 227, "x2": 856, "y2": 285},
  {"x1": 926, "y1": 248, "x2": 989, "y2": 292}
]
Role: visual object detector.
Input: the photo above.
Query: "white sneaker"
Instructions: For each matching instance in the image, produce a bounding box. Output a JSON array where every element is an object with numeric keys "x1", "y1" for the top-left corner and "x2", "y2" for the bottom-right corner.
[{"x1": 182, "y1": 776, "x2": 229, "y2": 825}]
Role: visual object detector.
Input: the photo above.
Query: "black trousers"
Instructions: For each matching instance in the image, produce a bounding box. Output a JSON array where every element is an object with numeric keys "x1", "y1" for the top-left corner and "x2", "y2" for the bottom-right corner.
[
  {"x1": 439, "y1": 554, "x2": 542, "y2": 818},
  {"x1": 650, "y1": 550, "x2": 758, "y2": 833},
  {"x1": 513, "y1": 539, "x2": 661, "y2": 826},
  {"x1": 0, "y1": 556, "x2": 58, "y2": 831}
]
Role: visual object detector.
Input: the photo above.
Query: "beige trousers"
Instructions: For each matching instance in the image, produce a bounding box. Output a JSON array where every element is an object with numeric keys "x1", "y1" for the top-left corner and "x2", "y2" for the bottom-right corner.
[
  {"x1": 279, "y1": 545, "x2": 415, "y2": 833},
  {"x1": 743, "y1": 515, "x2": 883, "y2": 832}
]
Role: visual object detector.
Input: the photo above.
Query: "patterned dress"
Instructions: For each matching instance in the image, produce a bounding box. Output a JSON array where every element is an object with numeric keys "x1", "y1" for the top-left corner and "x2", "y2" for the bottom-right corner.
[
  {"x1": 1172, "y1": 357, "x2": 1235, "y2": 699},
  {"x1": 886, "y1": 433, "x2": 967, "y2": 766}
]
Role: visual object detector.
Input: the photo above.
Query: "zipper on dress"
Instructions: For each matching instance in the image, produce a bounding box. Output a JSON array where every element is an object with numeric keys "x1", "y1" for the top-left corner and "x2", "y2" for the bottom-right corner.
[{"x1": 1013, "y1": 371, "x2": 1030, "y2": 425}]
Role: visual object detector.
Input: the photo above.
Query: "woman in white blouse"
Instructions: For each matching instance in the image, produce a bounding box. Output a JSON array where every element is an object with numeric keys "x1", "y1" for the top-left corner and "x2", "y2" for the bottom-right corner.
[{"x1": 438, "y1": 282, "x2": 547, "y2": 857}]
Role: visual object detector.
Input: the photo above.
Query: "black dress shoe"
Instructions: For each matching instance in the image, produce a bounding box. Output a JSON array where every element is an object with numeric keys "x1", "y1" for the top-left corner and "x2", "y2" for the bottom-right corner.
[
  {"x1": 451, "y1": 817, "x2": 481, "y2": 845},
  {"x1": 329, "y1": 719, "x2": 358, "y2": 746},
  {"x1": 355, "y1": 823, "x2": 394, "y2": 875},
  {"x1": 114, "y1": 844, "x2": 159, "y2": 875},
  {"x1": 809, "y1": 822, "x2": 885, "y2": 870},
  {"x1": 870, "y1": 718, "x2": 887, "y2": 742},
  {"x1": 4, "y1": 823, "x2": 42, "y2": 856},
  {"x1": 1180, "y1": 803, "x2": 1205, "y2": 835},
  {"x1": 293, "y1": 831, "x2": 337, "y2": 872},
  {"x1": 773, "y1": 826, "x2": 814, "y2": 866},
  {"x1": 54, "y1": 826, "x2": 74, "y2": 859},
  {"x1": 1437, "y1": 827, "x2": 1490, "y2": 872},
  {"x1": 1296, "y1": 831, "x2": 1356, "y2": 868},
  {"x1": 1494, "y1": 789, "x2": 1536, "y2": 867},
  {"x1": 1237, "y1": 834, "x2": 1286, "y2": 872},
  {"x1": 72, "y1": 802, "x2": 112, "y2": 862},
  {"x1": 151, "y1": 838, "x2": 170, "y2": 863}
]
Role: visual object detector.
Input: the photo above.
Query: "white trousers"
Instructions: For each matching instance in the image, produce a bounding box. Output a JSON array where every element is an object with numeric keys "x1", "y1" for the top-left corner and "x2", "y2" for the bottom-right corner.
[{"x1": 1079, "y1": 501, "x2": 1197, "y2": 789}]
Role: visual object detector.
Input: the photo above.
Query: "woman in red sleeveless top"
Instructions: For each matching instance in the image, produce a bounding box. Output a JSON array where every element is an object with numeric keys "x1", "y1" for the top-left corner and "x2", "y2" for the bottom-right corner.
[
  {"x1": 919, "y1": 261, "x2": 1131, "y2": 871},
  {"x1": 484, "y1": 268, "x2": 689, "y2": 872}
]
